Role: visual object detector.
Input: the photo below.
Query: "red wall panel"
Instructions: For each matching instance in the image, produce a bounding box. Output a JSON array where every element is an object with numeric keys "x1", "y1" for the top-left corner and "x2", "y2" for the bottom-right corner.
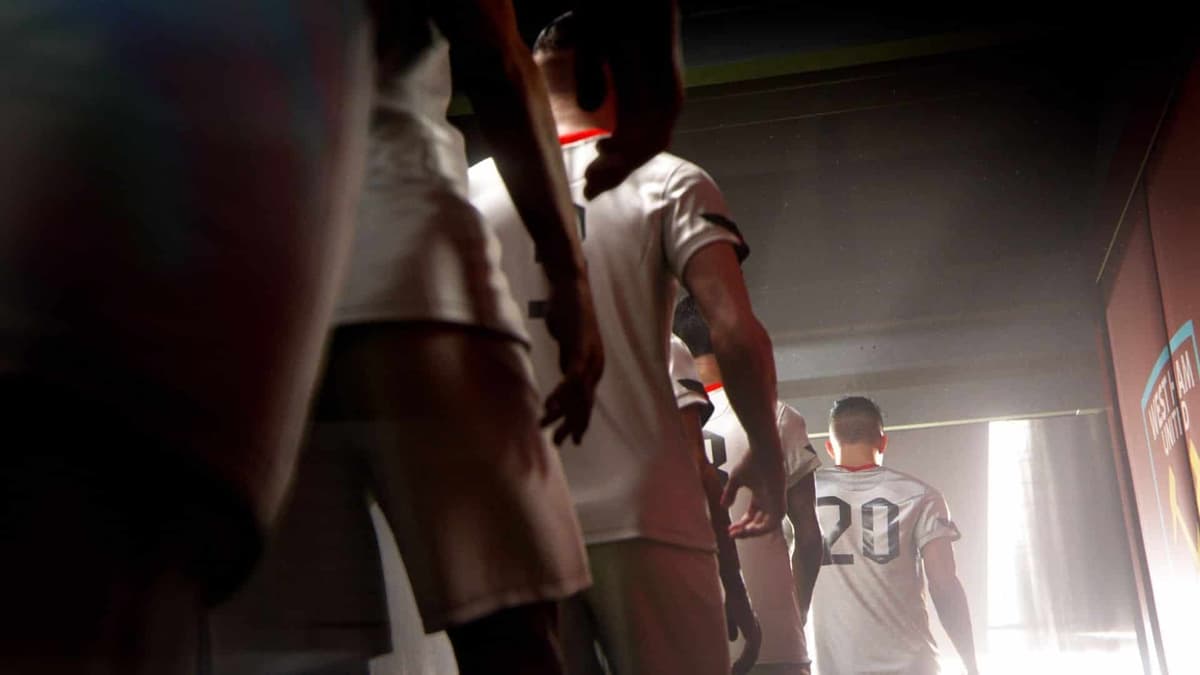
[{"x1": 1105, "y1": 53, "x2": 1200, "y2": 675}]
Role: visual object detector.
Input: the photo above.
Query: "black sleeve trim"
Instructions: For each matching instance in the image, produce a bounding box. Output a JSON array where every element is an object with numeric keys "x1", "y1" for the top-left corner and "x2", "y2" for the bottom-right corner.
[{"x1": 701, "y1": 213, "x2": 750, "y2": 262}]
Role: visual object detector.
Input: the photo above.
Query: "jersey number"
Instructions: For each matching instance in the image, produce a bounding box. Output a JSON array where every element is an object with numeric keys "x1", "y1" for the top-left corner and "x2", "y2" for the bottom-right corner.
[
  {"x1": 704, "y1": 430, "x2": 730, "y2": 488},
  {"x1": 818, "y1": 496, "x2": 900, "y2": 565},
  {"x1": 529, "y1": 204, "x2": 587, "y2": 319}
]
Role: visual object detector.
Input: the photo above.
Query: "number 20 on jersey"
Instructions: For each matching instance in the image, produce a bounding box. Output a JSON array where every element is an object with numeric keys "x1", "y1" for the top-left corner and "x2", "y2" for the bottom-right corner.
[{"x1": 819, "y1": 496, "x2": 901, "y2": 565}]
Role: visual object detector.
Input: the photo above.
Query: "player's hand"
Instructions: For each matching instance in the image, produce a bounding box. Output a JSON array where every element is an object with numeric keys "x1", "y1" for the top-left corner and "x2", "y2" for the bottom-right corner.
[
  {"x1": 575, "y1": 0, "x2": 683, "y2": 200},
  {"x1": 706, "y1": 459, "x2": 760, "y2": 675},
  {"x1": 722, "y1": 448, "x2": 786, "y2": 539},
  {"x1": 724, "y1": 577, "x2": 761, "y2": 675},
  {"x1": 540, "y1": 273, "x2": 605, "y2": 445}
]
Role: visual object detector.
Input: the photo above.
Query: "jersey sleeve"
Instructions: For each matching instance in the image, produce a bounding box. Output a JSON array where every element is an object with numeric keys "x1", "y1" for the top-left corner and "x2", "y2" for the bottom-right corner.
[
  {"x1": 778, "y1": 403, "x2": 821, "y2": 486},
  {"x1": 661, "y1": 161, "x2": 744, "y2": 280},
  {"x1": 668, "y1": 335, "x2": 714, "y2": 423},
  {"x1": 914, "y1": 489, "x2": 962, "y2": 552}
]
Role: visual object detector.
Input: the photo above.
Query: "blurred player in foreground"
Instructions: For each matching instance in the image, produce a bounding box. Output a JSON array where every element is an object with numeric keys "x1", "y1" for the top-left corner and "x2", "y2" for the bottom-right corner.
[
  {"x1": 211, "y1": 1, "x2": 601, "y2": 673},
  {"x1": 0, "y1": 2, "x2": 373, "y2": 672}
]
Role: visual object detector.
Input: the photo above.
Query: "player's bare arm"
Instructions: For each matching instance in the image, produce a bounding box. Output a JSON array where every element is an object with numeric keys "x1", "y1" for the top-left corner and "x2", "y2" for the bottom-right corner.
[
  {"x1": 680, "y1": 405, "x2": 762, "y2": 674},
  {"x1": 922, "y1": 538, "x2": 980, "y2": 675},
  {"x1": 573, "y1": 0, "x2": 683, "y2": 199},
  {"x1": 431, "y1": 0, "x2": 604, "y2": 444},
  {"x1": 786, "y1": 474, "x2": 822, "y2": 624},
  {"x1": 683, "y1": 242, "x2": 786, "y2": 538}
]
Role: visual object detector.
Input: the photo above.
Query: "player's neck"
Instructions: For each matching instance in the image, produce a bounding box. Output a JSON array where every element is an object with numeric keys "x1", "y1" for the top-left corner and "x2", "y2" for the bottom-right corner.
[
  {"x1": 694, "y1": 354, "x2": 722, "y2": 387},
  {"x1": 550, "y1": 94, "x2": 615, "y2": 139},
  {"x1": 836, "y1": 445, "x2": 882, "y2": 469}
]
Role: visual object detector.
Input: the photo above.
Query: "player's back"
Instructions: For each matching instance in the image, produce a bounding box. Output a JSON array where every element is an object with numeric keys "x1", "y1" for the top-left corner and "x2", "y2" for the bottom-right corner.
[
  {"x1": 470, "y1": 134, "x2": 738, "y2": 552},
  {"x1": 813, "y1": 465, "x2": 960, "y2": 675}
]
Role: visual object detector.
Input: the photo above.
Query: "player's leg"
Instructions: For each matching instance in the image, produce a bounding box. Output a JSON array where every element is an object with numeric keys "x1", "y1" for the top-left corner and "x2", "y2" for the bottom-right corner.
[
  {"x1": 320, "y1": 322, "x2": 590, "y2": 675},
  {"x1": 445, "y1": 602, "x2": 564, "y2": 675},
  {"x1": 557, "y1": 593, "x2": 608, "y2": 675},
  {"x1": 584, "y1": 539, "x2": 730, "y2": 675}
]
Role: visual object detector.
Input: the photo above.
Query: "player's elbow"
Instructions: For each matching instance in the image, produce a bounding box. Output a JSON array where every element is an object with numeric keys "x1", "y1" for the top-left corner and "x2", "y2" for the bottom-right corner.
[
  {"x1": 926, "y1": 573, "x2": 963, "y2": 609},
  {"x1": 710, "y1": 314, "x2": 771, "y2": 363},
  {"x1": 927, "y1": 580, "x2": 948, "y2": 607}
]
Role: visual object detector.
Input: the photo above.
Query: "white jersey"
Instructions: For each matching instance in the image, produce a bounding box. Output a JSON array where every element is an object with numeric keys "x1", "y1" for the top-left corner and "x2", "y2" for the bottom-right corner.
[
  {"x1": 812, "y1": 466, "x2": 961, "y2": 675},
  {"x1": 334, "y1": 24, "x2": 525, "y2": 342},
  {"x1": 469, "y1": 134, "x2": 741, "y2": 551},
  {"x1": 668, "y1": 335, "x2": 711, "y2": 417},
  {"x1": 703, "y1": 386, "x2": 822, "y2": 664}
]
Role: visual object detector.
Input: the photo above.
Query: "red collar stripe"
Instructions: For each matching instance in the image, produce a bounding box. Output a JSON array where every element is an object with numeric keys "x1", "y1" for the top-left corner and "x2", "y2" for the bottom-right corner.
[
  {"x1": 838, "y1": 463, "x2": 879, "y2": 472},
  {"x1": 704, "y1": 382, "x2": 724, "y2": 393},
  {"x1": 558, "y1": 128, "x2": 610, "y2": 146}
]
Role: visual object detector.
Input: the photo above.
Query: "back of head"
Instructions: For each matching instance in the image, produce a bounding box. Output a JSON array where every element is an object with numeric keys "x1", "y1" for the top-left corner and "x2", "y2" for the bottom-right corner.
[
  {"x1": 829, "y1": 396, "x2": 884, "y2": 447},
  {"x1": 533, "y1": 11, "x2": 595, "y2": 99},
  {"x1": 673, "y1": 295, "x2": 713, "y2": 357},
  {"x1": 533, "y1": 10, "x2": 581, "y2": 55}
]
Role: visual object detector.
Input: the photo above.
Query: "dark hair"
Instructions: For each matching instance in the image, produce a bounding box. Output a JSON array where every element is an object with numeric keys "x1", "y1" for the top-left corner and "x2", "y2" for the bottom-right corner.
[
  {"x1": 829, "y1": 396, "x2": 884, "y2": 445},
  {"x1": 533, "y1": 11, "x2": 580, "y2": 55},
  {"x1": 673, "y1": 295, "x2": 714, "y2": 357},
  {"x1": 533, "y1": 11, "x2": 608, "y2": 106}
]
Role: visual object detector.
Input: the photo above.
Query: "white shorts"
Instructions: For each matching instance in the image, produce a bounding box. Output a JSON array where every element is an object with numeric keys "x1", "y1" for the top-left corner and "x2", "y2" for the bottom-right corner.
[
  {"x1": 211, "y1": 324, "x2": 591, "y2": 669},
  {"x1": 560, "y1": 539, "x2": 730, "y2": 675}
]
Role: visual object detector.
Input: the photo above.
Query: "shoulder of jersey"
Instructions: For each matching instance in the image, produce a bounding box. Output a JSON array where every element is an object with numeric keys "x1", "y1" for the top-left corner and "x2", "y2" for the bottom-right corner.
[
  {"x1": 776, "y1": 400, "x2": 804, "y2": 421},
  {"x1": 654, "y1": 152, "x2": 712, "y2": 182},
  {"x1": 883, "y1": 465, "x2": 938, "y2": 486},
  {"x1": 608, "y1": 150, "x2": 710, "y2": 190},
  {"x1": 866, "y1": 465, "x2": 943, "y2": 497}
]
